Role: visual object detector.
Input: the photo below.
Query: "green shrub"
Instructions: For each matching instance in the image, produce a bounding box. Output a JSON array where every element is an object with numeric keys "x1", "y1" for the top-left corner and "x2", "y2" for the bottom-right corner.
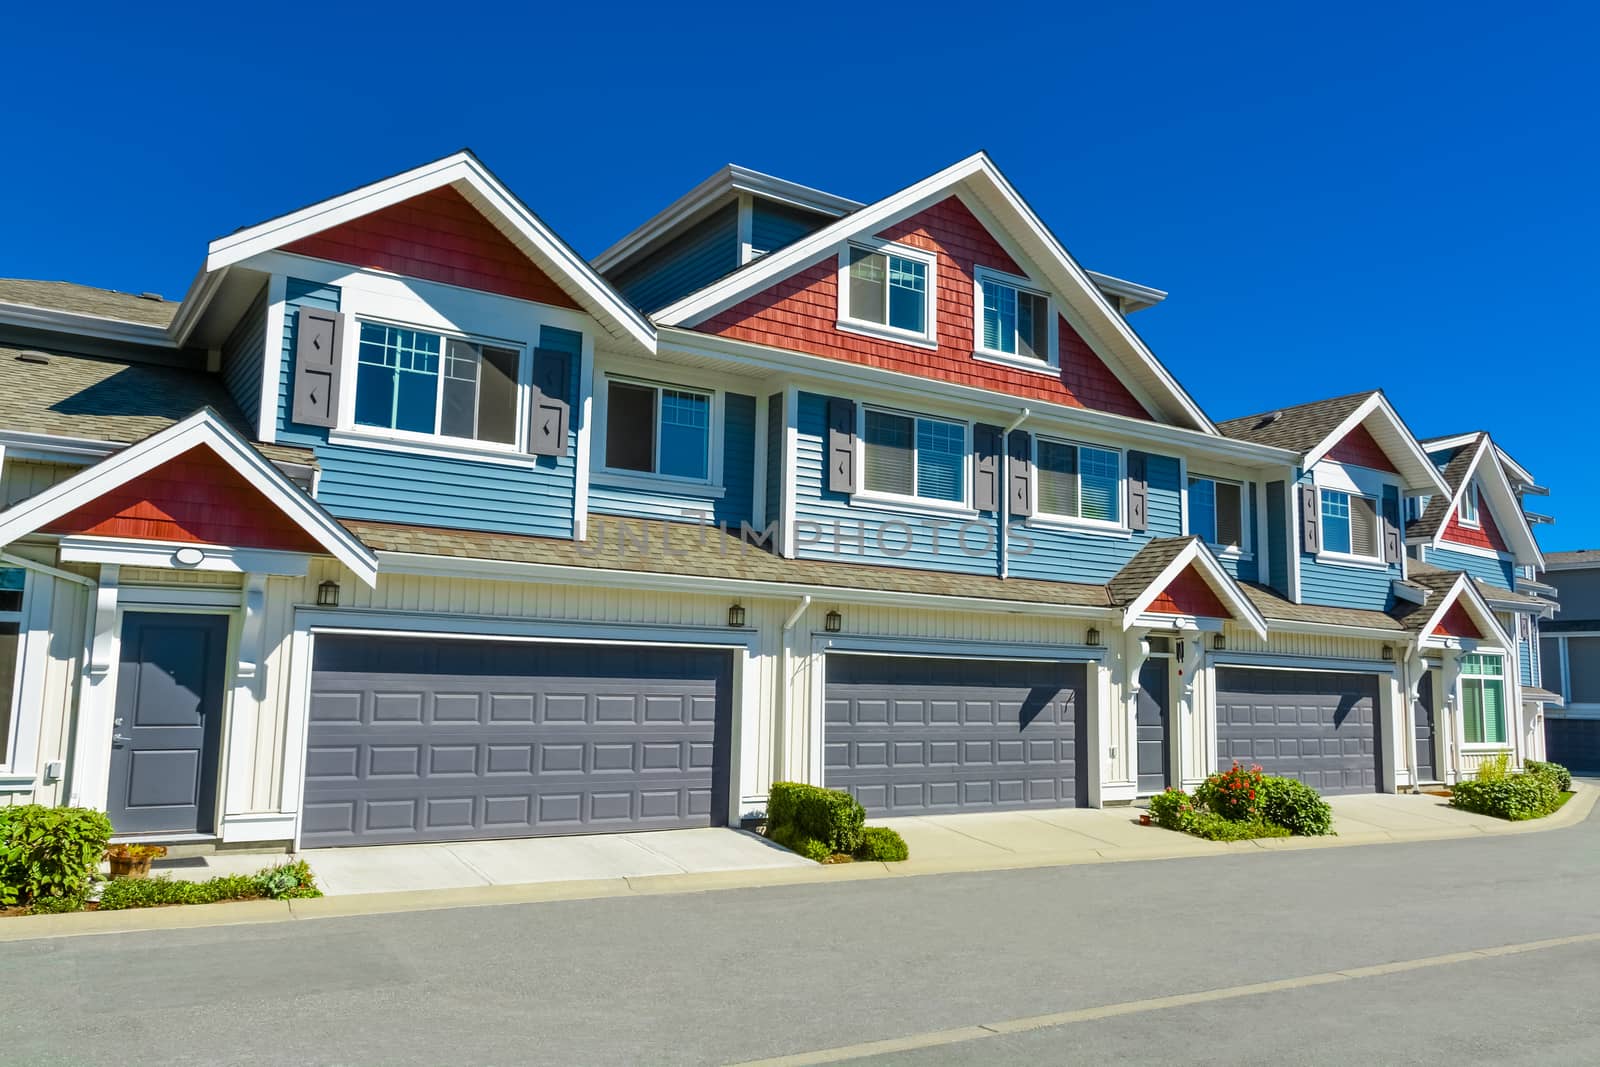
[
  {"x1": 1451, "y1": 773, "x2": 1560, "y2": 821},
  {"x1": 1147, "y1": 787, "x2": 1197, "y2": 831},
  {"x1": 97, "y1": 859, "x2": 322, "y2": 911},
  {"x1": 1184, "y1": 814, "x2": 1291, "y2": 841},
  {"x1": 766, "y1": 782, "x2": 865, "y2": 855},
  {"x1": 766, "y1": 822, "x2": 832, "y2": 863},
  {"x1": 1525, "y1": 759, "x2": 1573, "y2": 793},
  {"x1": 98, "y1": 875, "x2": 200, "y2": 910},
  {"x1": 1195, "y1": 763, "x2": 1264, "y2": 822},
  {"x1": 1475, "y1": 753, "x2": 1511, "y2": 781},
  {"x1": 27, "y1": 893, "x2": 85, "y2": 914},
  {"x1": 853, "y1": 826, "x2": 909, "y2": 862},
  {"x1": 254, "y1": 860, "x2": 321, "y2": 899},
  {"x1": 0, "y1": 805, "x2": 114, "y2": 908},
  {"x1": 1258, "y1": 776, "x2": 1334, "y2": 836}
]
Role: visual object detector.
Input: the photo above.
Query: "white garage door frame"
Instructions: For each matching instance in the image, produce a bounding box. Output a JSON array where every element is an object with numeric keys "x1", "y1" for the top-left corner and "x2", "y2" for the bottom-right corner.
[
  {"x1": 281, "y1": 609, "x2": 761, "y2": 850},
  {"x1": 1204, "y1": 652, "x2": 1400, "y2": 794},
  {"x1": 812, "y1": 634, "x2": 1108, "y2": 806}
]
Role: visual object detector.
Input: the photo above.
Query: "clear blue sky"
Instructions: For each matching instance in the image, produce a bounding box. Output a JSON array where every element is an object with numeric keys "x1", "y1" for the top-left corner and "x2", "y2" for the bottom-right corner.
[{"x1": 5, "y1": 4, "x2": 1594, "y2": 549}]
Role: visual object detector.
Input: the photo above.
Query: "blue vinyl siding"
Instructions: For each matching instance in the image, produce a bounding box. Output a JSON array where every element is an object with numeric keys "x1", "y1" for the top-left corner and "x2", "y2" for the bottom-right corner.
[
  {"x1": 276, "y1": 278, "x2": 341, "y2": 445},
  {"x1": 1519, "y1": 635, "x2": 1534, "y2": 686},
  {"x1": 221, "y1": 288, "x2": 267, "y2": 429},
  {"x1": 587, "y1": 391, "x2": 756, "y2": 529},
  {"x1": 1266, "y1": 480, "x2": 1288, "y2": 594},
  {"x1": 609, "y1": 204, "x2": 739, "y2": 313},
  {"x1": 1425, "y1": 545, "x2": 1516, "y2": 589},
  {"x1": 750, "y1": 199, "x2": 830, "y2": 256},
  {"x1": 1299, "y1": 555, "x2": 1395, "y2": 609},
  {"x1": 1008, "y1": 452, "x2": 1182, "y2": 585},
  {"x1": 289, "y1": 285, "x2": 579, "y2": 539},
  {"x1": 793, "y1": 392, "x2": 998, "y2": 575},
  {"x1": 765, "y1": 393, "x2": 783, "y2": 530}
]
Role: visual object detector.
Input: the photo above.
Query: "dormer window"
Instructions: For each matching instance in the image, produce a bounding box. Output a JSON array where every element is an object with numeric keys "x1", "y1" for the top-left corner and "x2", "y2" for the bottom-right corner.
[
  {"x1": 1320, "y1": 489, "x2": 1380, "y2": 559},
  {"x1": 354, "y1": 323, "x2": 521, "y2": 445},
  {"x1": 975, "y1": 268, "x2": 1054, "y2": 368},
  {"x1": 1460, "y1": 482, "x2": 1481, "y2": 527},
  {"x1": 837, "y1": 241, "x2": 936, "y2": 345}
]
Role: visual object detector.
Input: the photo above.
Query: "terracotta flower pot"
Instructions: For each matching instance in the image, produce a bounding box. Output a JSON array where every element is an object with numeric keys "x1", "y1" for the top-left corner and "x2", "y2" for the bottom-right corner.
[
  {"x1": 108, "y1": 855, "x2": 154, "y2": 879},
  {"x1": 1139, "y1": 813, "x2": 1152, "y2": 826}
]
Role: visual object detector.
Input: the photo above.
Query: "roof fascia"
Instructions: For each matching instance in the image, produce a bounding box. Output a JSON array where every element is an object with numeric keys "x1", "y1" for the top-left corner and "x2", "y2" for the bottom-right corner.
[
  {"x1": 1120, "y1": 541, "x2": 1269, "y2": 637},
  {"x1": 0, "y1": 410, "x2": 377, "y2": 585},
  {"x1": 1085, "y1": 270, "x2": 1167, "y2": 311},
  {"x1": 1303, "y1": 393, "x2": 1450, "y2": 495},
  {"x1": 0, "y1": 301, "x2": 175, "y2": 349}
]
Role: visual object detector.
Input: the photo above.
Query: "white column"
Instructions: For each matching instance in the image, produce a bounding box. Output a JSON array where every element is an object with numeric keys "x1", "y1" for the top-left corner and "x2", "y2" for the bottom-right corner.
[{"x1": 69, "y1": 564, "x2": 119, "y2": 811}]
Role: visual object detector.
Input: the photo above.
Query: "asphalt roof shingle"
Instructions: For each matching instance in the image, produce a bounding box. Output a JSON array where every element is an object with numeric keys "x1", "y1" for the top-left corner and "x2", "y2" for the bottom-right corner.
[
  {"x1": 1216, "y1": 391, "x2": 1375, "y2": 454},
  {"x1": 0, "y1": 279, "x2": 177, "y2": 328},
  {"x1": 1405, "y1": 435, "x2": 1482, "y2": 543},
  {"x1": 1106, "y1": 536, "x2": 1198, "y2": 606}
]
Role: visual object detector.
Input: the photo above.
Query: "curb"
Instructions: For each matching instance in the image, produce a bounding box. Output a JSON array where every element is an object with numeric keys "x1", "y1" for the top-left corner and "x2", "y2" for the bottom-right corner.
[{"x1": 2, "y1": 784, "x2": 1591, "y2": 944}]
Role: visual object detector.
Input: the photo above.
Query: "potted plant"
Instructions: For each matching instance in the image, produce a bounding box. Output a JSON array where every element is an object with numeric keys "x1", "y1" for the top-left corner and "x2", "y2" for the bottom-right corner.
[{"x1": 105, "y1": 843, "x2": 167, "y2": 879}]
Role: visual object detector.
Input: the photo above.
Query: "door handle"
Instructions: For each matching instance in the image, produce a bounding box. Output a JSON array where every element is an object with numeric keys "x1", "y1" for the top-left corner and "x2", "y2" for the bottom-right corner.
[{"x1": 112, "y1": 733, "x2": 131, "y2": 746}]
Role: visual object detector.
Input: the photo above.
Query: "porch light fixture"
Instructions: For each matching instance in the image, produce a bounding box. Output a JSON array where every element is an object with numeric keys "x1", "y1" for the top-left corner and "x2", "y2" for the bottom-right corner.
[
  {"x1": 824, "y1": 609, "x2": 843, "y2": 633},
  {"x1": 317, "y1": 580, "x2": 341, "y2": 608},
  {"x1": 1382, "y1": 645, "x2": 1394, "y2": 661},
  {"x1": 1213, "y1": 634, "x2": 1226, "y2": 651},
  {"x1": 1176, "y1": 640, "x2": 1186, "y2": 661},
  {"x1": 727, "y1": 603, "x2": 746, "y2": 628},
  {"x1": 1085, "y1": 626, "x2": 1101, "y2": 647}
]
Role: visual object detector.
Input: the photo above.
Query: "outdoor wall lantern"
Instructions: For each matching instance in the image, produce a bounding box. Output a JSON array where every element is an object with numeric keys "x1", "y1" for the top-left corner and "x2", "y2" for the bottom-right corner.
[
  {"x1": 317, "y1": 580, "x2": 341, "y2": 608},
  {"x1": 727, "y1": 603, "x2": 746, "y2": 628},
  {"x1": 1085, "y1": 626, "x2": 1101, "y2": 647},
  {"x1": 1176, "y1": 639, "x2": 1186, "y2": 661},
  {"x1": 824, "y1": 609, "x2": 843, "y2": 633},
  {"x1": 1382, "y1": 645, "x2": 1395, "y2": 661},
  {"x1": 1213, "y1": 634, "x2": 1226, "y2": 651}
]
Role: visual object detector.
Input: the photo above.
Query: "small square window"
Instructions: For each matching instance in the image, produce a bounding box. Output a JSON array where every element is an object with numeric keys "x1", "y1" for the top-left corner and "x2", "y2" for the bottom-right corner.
[
  {"x1": 1320, "y1": 488, "x2": 1380, "y2": 559},
  {"x1": 1189, "y1": 477, "x2": 1244, "y2": 550},
  {"x1": 979, "y1": 275, "x2": 1050, "y2": 361},
  {"x1": 842, "y1": 245, "x2": 931, "y2": 340}
]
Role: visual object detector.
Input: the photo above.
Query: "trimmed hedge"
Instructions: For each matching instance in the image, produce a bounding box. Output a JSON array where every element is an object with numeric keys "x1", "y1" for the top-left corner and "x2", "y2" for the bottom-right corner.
[
  {"x1": 766, "y1": 782, "x2": 865, "y2": 856},
  {"x1": 1525, "y1": 759, "x2": 1573, "y2": 793},
  {"x1": 0, "y1": 805, "x2": 114, "y2": 909},
  {"x1": 853, "y1": 826, "x2": 909, "y2": 862},
  {"x1": 1257, "y1": 776, "x2": 1334, "y2": 836},
  {"x1": 97, "y1": 860, "x2": 322, "y2": 912},
  {"x1": 765, "y1": 822, "x2": 832, "y2": 863},
  {"x1": 1450, "y1": 773, "x2": 1562, "y2": 821},
  {"x1": 1147, "y1": 767, "x2": 1332, "y2": 840}
]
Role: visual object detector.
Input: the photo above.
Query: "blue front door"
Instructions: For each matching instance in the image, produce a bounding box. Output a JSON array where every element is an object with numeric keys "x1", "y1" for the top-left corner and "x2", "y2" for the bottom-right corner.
[{"x1": 106, "y1": 613, "x2": 229, "y2": 836}]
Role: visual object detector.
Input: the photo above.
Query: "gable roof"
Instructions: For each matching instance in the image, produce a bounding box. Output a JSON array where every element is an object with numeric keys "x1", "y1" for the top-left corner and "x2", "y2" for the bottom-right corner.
[
  {"x1": 1387, "y1": 566, "x2": 1512, "y2": 647},
  {"x1": 0, "y1": 344, "x2": 313, "y2": 468},
  {"x1": 1106, "y1": 536, "x2": 1268, "y2": 637},
  {"x1": 188, "y1": 150, "x2": 653, "y2": 352},
  {"x1": 1219, "y1": 390, "x2": 1448, "y2": 495},
  {"x1": 0, "y1": 409, "x2": 375, "y2": 585},
  {"x1": 1408, "y1": 558, "x2": 1554, "y2": 617},
  {"x1": 652, "y1": 152, "x2": 1213, "y2": 433},
  {"x1": 1406, "y1": 432, "x2": 1543, "y2": 567}
]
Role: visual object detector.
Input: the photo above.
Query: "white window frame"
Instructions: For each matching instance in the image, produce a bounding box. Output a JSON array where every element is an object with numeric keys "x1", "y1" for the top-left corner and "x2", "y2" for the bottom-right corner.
[
  {"x1": 1187, "y1": 474, "x2": 1251, "y2": 556},
  {"x1": 1316, "y1": 487, "x2": 1383, "y2": 565},
  {"x1": 972, "y1": 266, "x2": 1059, "y2": 373},
  {"x1": 1030, "y1": 435, "x2": 1127, "y2": 533},
  {"x1": 1458, "y1": 651, "x2": 1509, "y2": 749},
  {"x1": 854, "y1": 404, "x2": 973, "y2": 513},
  {"x1": 592, "y1": 373, "x2": 723, "y2": 490},
  {"x1": 342, "y1": 315, "x2": 531, "y2": 458},
  {"x1": 835, "y1": 238, "x2": 939, "y2": 348},
  {"x1": 1459, "y1": 481, "x2": 1481, "y2": 528}
]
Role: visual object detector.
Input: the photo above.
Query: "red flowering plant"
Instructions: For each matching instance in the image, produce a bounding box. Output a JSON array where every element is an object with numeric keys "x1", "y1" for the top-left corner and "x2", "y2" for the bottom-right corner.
[{"x1": 1195, "y1": 762, "x2": 1264, "y2": 822}]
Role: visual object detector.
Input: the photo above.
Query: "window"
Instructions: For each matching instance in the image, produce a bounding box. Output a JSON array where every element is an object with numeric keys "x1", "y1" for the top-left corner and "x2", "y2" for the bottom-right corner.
[
  {"x1": 1321, "y1": 489, "x2": 1379, "y2": 558},
  {"x1": 1459, "y1": 482, "x2": 1480, "y2": 527},
  {"x1": 1036, "y1": 439, "x2": 1121, "y2": 524},
  {"x1": 978, "y1": 272, "x2": 1050, "y2": 362},
  {"x1": 862, "y1": 409, "x2": 965, "y2": 503},
  {"x1": 841, "y1": 245, "x2": 931, "y2": 340},
  {"x1": 1405, "y1": 495, "x2": 1426, "y2": 523},
  {"x1": 1189, "y1": 477, "x2": 1245, "y2": 550},
  {"x1": 603, "y1": 380, "x2": 711, "y2": 480},
  {"x1": 0, "y1": 568, "x2": 21, "y2": 765},
  {"x1": 1567, "y1": 636, "x2": 1600, "y2": 704},
  {"x1": 1460, "y1": 652, "x2": 1506, "y2": 745},
  {"x1": 354, "y1": 323, "x2": 520, "y2": 445}
]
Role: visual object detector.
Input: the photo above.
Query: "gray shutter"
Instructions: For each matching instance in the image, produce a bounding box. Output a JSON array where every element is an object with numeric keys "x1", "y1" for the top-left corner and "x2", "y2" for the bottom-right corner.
[
  {"x1": 826, "y1": 397, "x2": 856, "y2": 494},
  {"x1": 290, "y1": 307, "x2": 343, "y2": 428},
  {"x1": 1007, "y1": 430, "x2": 1033, "y2": 518},
  {"x1": 1127, "y1": 451, "x2": 1148, "y2": 532},
  {"x1": 1382, "y1": 488, "x2": 1402, "y2": 562},
  {"x1": 973, "y1": 423, "x2": 1002, "y2": 512},
  {"x1": 1300, "y1": 484, "x2": 1321, "y2": 554},
  {"x1": 529, "y1": 348, "x2": 571, "y2": 457}
]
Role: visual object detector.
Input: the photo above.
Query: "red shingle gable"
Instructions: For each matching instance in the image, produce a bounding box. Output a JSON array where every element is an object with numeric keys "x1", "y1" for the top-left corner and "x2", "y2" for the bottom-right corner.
[
  {"x1": 283, "y1": 186, "x2": 580, "y2": 308},
  {"x1": 1147, "y1": 566, "x2": 1232, "y2": 618},
  {"x1": 1443, "y1": 497, "x2": 1509, "y2": 552},
  {"x1": 1326, "y1": 422, "x2": 1399, "y2": 474},
  {"x1": 697, "y1": 197, "x2": 1151, "y2": 419},
  {"x1": 1431, "y1": 600, "x2": 1482, "y2": 639},
  {"x1": 43, "y1": 446, "x2": 324, "y2": 553}
]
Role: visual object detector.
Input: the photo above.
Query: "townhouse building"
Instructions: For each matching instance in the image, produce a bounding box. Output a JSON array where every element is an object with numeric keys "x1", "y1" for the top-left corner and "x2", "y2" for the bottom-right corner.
[
  {"x1": 0, "y1": 151, "x2": 1557, "y2": 849},
  {"x1": 1538, "y1": 550, "x2": 1600, "y2": 770}
]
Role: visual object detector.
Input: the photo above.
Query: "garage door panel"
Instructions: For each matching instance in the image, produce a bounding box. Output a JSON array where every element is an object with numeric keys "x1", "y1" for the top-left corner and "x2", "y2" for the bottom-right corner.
[
  {"x1": 302, "y1": 636, "x2": 731, "y2": 847},
  {"x1": 825, "y1": 656, "x2": 1086, "y2": 816},
  {"x1": 1214, "y1": 668, "x2": 1380, "y2": 796}
]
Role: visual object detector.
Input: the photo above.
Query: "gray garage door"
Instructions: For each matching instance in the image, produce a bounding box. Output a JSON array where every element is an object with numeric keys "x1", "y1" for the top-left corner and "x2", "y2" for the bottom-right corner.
[
  {"x1": 1545, "y1": 717, "x2": 1600, "y2": 773},
  {"x1": 824, "y1": 655, "x2": 1086, "y2": 816},
  {"x1": 302, "y1": 635, "x2": 732, "y2": 847},
  {"x1": 1215, "y1": 667, "x2": 1381, "y2": 795}
]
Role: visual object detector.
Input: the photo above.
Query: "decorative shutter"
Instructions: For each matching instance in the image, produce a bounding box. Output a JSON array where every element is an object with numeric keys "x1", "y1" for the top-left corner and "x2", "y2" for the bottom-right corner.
[
  {"x1": 1007, "y1": 430, "x2": 1034, "y2": 518},
  {"x1": 826, "y1": 397, "x2": 857, "y2": 494},
  {"x1": 528, "y1": 348, "x2": 571, "y2": 457},
  {"x1": 1127, "y1": 451, "x2": 1148, "y2": 532},
  {"x1": 1382, "y1": 486, "x2": 1402, "y2": 562},
  {"x1": 1300, "y1": 484, "x2": 1322, "y2": 554},
  {"x1": 973, "y1": 424, "x2": 1002, "y2": 512},
  {"x1": 290, "y1": 307, "x2": 344, "y2": 428}
]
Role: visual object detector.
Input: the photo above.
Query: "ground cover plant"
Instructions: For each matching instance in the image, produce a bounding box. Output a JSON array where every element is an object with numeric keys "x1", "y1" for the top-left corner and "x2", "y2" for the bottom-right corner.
[{"x1": 1148, "y1": 762, "x2": 1334, "y2": 841}]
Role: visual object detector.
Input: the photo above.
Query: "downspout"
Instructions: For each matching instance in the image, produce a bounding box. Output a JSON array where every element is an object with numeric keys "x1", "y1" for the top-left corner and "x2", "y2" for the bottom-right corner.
[
  {"x1": 998, "y1": 408, "x2": 1030, "y2": 580},
  {"x1": 778, "y1": 596, "x2": 812, "y2": 789}
]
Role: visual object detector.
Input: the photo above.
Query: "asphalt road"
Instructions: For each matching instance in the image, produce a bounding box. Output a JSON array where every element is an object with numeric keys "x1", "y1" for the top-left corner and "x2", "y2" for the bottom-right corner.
[{"x1": 4, "y1": 805, "x2": 1598, "y2": 1067}]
